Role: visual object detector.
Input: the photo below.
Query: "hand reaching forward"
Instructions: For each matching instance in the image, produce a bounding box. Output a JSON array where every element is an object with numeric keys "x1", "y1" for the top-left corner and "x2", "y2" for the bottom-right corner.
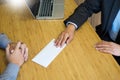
[
  {"x1": 55, "y1": 24, "x2": 76, "y2": 47},
  {"x1": 6, "y1": 42, "x2": 28, "y2": 67},
  {"x1": 95, "y1": 41, "x2": 120, "y2": 56}
]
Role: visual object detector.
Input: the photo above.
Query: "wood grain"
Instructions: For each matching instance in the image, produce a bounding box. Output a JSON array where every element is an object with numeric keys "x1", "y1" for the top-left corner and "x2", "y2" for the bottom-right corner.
[{"x1": 0, "y1": 0, "x2": 120, "y2": 80}]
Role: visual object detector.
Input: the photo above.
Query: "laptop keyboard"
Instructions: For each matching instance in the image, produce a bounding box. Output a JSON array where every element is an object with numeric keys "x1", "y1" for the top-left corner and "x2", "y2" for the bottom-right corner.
[{"x1": 39, "y1": 0, "x2": 54, "y2": 17}]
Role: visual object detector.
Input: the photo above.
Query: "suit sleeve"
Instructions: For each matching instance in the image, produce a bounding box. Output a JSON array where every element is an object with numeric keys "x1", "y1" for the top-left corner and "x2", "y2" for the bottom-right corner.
[
  {"x1": 0, "y1": 63, "x2": 20, "y2": 80},
  {"x1": 64, "y1": 0, "x2": 101, "y2": 29}
]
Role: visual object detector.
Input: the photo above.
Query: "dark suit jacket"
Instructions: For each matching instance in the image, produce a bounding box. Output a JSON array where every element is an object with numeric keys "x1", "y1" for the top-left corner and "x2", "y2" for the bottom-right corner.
[
  {"x1": 64, "y1": 0, "x2": 120, "y2": 64},
  {"x1": 64, "y1": 0, "x2": 120, "y2": 43}
]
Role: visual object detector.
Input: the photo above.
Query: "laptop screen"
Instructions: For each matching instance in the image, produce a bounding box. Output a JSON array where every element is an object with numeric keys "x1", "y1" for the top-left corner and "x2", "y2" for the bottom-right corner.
[{"x1": 25, "y1": 0, "x2": 40, "y2": 16}]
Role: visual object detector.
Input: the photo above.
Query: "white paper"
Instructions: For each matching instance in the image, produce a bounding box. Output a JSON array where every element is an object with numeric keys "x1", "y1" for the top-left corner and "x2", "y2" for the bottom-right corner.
[{"x1": 32, "y1": 39, "x2": 66, "y2": 68}]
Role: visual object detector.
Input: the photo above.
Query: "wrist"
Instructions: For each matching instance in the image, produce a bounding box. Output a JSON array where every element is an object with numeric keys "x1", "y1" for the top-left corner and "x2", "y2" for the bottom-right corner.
[
  {"x1": 9, "y1": 61, "x2": 22, "y2": 67},
  {"x1": 67, "y1": 24, "x2": 76, "y2": 32},
  {"x1": 5, "y1": 63, "x2": 20, "y2": 77},
  {"x1": 9, "y1": 63, "x2": 20, "y2": 68}
]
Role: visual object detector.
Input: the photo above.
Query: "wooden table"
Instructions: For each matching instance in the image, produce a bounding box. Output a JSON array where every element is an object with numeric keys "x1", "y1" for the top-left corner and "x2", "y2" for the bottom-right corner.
[{"x1": 0, "y1": 0, "x2": 120, "y2": 80}]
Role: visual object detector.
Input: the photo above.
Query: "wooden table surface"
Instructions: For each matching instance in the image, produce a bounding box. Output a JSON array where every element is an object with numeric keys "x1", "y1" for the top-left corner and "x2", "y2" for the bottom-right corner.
[{"x1": 0, "y1": 0, "x2": 120, "y2": 80}]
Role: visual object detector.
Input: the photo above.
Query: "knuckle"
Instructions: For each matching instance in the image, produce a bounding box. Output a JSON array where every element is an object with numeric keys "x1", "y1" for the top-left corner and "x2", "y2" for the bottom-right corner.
[
  {"x1": 23, "y1": 44, "x2": 26, "y2": 47},
  {"x1": 58, "y1": 36, "x2": 62, "y2": 40},
  {"x1": 61, "y1": 31, "x2": 65, "y2": 35},
  {"x1": 65, "y1": 33, "x2": 69, "y2": 37}
]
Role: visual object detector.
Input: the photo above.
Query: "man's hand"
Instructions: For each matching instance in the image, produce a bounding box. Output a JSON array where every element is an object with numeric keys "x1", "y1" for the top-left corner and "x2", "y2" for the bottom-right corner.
[
  {"x1": 55, "y1": 24, "x2": 75, "y2": 47},
  {"x1": 9, "y1": 42, "x2": 28, "y2": 61},
  {"x1": 9, "y1": 42, "x2": 16, "y2": 53},
  {"x1": 95, "y1": 41, "x2": 120, "y2": 56},
  {"x1": 6, "y1": 42, "x2": 28, "y2": 67}
]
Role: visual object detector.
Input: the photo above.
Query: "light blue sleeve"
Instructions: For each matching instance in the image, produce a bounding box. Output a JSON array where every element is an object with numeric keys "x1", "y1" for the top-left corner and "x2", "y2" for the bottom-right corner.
[
  {"x1": 0, "y1": 63, "x2": 20, "y2": 80},
  {"x1": 0, "y1": 33, "x2": 11, "y2": 49}
]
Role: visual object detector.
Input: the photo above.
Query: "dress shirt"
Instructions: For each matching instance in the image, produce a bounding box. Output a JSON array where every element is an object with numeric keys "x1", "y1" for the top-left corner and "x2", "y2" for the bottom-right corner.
[
  {"x1": 0, "y1": 33, "x2": 19, "y2": 80},
  {"x1": 0, "y1": 63, "x2": 20, "y2": 80},
  {"x1": 66, "y1": 10, "x2": 120, "y2": 41},
  {"x1": 109, "y1": 10, "x2": 120, "y2": 41},
  {"x1": 0, "y1": 33, "x2": 11, "y2": 49}
]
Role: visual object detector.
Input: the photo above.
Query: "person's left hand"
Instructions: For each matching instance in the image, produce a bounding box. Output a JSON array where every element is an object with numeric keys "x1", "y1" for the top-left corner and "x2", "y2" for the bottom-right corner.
[{"x1": 95, "y1": 41, "x2": 120, "y2": 56}]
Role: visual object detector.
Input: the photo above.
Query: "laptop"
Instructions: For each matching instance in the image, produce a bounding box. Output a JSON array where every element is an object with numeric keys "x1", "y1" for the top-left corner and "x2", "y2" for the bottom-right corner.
[{"x1": 25, "y1": 0, "x2": 64, "y2": 19}]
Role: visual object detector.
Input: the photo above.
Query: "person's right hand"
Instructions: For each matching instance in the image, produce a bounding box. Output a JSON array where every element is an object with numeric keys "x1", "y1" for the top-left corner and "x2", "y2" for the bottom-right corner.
[
  {"x1": 55, "y1": 24, "x2": 76, "y2": 47},
  {"x1": 6, "y1": 42, "x2": 28, "y2": 67}
]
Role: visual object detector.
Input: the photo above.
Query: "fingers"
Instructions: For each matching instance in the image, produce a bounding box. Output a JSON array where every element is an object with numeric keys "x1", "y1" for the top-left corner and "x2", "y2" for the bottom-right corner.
[
  {"x1": 96, "y1": 41, "x2": 113, "y2": 46},
  {"x1": 95, "y1": 41, "x2": 113, "y2": 48},
  {"x1": 11, "y1": 42, "x2": 28, "y2": 62},
  {"x1": 55, "y1": 32, "x2": 68, "y2": 47},
  {"x1": 95, "y1": 44, "x2": 111, "y2": 48},
  {"x1": 55, "y1": 25, "x2": 75, "y2": 47},
  {"x1": 66, "y1": 36, "x2": 73, "y2": 44},
  {"x1": 24, "y1": 47, "x2": 28, "y2": 61},
  {"x1": 15, "y1": 42, "x2": 21, "y2": 50},
  {"x1": 55, "y1": 32, "x2": 73, "y2": 47},
  {"x1": 9, "y1": 42, "x2": 16, "y2": 53},
  {"x1": 96, "y1": 46, "x2": 112, "y2": 54},
  {"x1": 98, "y1": 49, "x2": 113, "y2": 54},
  {"x1": 96, "y1": 46, "x2": 114, "y2": 55},
  {"x1": 20, "y1": 43, "x2": 28, "y2": 61},
  {"x1": 61, "y1": 33, "x2": 69, "y2": 47},
  {"x1": 56, "y1": 33, "x2": 64, "y2": 47},
  {"x1": 6, "y1": 44, "x2": 10, "y2": 56},
  {"x1": 96, "y1": 47, "x2": 112, "y2": 52},
  {"x1": 20, "y1": 43, "x2": 26, "y2": 55},
  {"x1": 11, "y1": 50, "x2": 14, "y2": 53},
  {"x1": 95, "y1": 41, "x2": 114, "y2": 54}
]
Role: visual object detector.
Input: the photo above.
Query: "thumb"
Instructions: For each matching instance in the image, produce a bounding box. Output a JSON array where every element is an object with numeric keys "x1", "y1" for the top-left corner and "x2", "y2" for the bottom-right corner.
[
  {"x1": 6, "y1": 44, "x2": 10, "y2": 56},
  {"x1": 66, "y1": 37, "x2": 73, "y2": 44}
]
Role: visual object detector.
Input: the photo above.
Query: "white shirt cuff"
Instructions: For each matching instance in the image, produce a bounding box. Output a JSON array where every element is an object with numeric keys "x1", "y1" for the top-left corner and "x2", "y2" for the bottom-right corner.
[{"x1": 66, "y1": 21, "x2": 78, "y2": 29}]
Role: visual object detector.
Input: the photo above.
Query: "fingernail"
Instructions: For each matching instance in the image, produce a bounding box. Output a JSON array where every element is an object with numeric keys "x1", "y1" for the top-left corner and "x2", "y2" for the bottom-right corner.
[
  {"x1": 95, "y1": 47, "x2": 98, "y2": 50},
  {"x1": 11, "y1": 50, "x2": 14, "y2": 53}
]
